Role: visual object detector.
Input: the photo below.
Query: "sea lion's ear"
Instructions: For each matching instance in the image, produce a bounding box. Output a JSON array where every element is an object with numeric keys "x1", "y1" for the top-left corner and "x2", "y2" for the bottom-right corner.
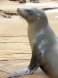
[
  {"x1": 37, "y1": 14, "x2": 40, "y2": 20},
  {"x1": 37, "y1": 14, "x2": 41, "y2": 17}
]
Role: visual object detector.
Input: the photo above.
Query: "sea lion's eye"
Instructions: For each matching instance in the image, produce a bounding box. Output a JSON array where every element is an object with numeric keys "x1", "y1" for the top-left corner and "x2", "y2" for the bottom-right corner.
[
  {"x1": 26, "y1": 10, "x2": 32, "y2": 15},
  {"x1": 26, "y1": 10, "x2": 31, "y2": 13}
]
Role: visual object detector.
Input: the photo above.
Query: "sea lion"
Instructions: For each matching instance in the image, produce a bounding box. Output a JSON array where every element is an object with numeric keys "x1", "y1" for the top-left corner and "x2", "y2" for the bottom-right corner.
[{"x1": 5, "y1": 8, "x2": 58, "y2": 78}]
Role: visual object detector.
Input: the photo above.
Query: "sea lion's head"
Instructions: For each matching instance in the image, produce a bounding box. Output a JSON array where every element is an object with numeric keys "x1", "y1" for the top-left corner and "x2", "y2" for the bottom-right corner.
[{"x1": 17, "y1": 8, "x2": 48, "y2": 25}]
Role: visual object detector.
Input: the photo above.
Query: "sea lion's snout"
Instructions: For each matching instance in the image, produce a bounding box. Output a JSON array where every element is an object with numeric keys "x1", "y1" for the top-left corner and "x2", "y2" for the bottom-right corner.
[
  {"x1": 17, "y1": 8, "x2": 30, "y2": 12},
  {"x1": 17, "y1": 8, "x2": 23, "y2": 14},
  {"x1": 17, "y1": 8, "x2": 31, "y2": 14},
  {"x1": 17, "y1": 8, "x2": 20, "y2": 13},
  {"x1": 17, "y1": 8, "x2": 28, "y2": 19}
]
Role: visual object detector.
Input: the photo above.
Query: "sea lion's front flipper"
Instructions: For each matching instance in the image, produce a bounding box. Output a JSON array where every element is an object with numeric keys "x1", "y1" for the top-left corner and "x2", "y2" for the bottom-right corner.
[
  {"x1": 5, "y1": 67, "x2": 32, "y2": 78},
  {"x1": 5, "y1": 66, "x2": 39, "y2": 78},
  {"x1": 5, "y1": 46, "x2": 39, "y2": 78}
]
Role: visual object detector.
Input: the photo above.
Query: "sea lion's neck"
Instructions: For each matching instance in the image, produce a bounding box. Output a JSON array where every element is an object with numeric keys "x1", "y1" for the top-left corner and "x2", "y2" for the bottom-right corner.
[
  {"x1": 28, "y1": 21, "x2": 48, "y2": 33},
  {"x1": 28, "y1": 22, "x2": 48, "y2": 49}
]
